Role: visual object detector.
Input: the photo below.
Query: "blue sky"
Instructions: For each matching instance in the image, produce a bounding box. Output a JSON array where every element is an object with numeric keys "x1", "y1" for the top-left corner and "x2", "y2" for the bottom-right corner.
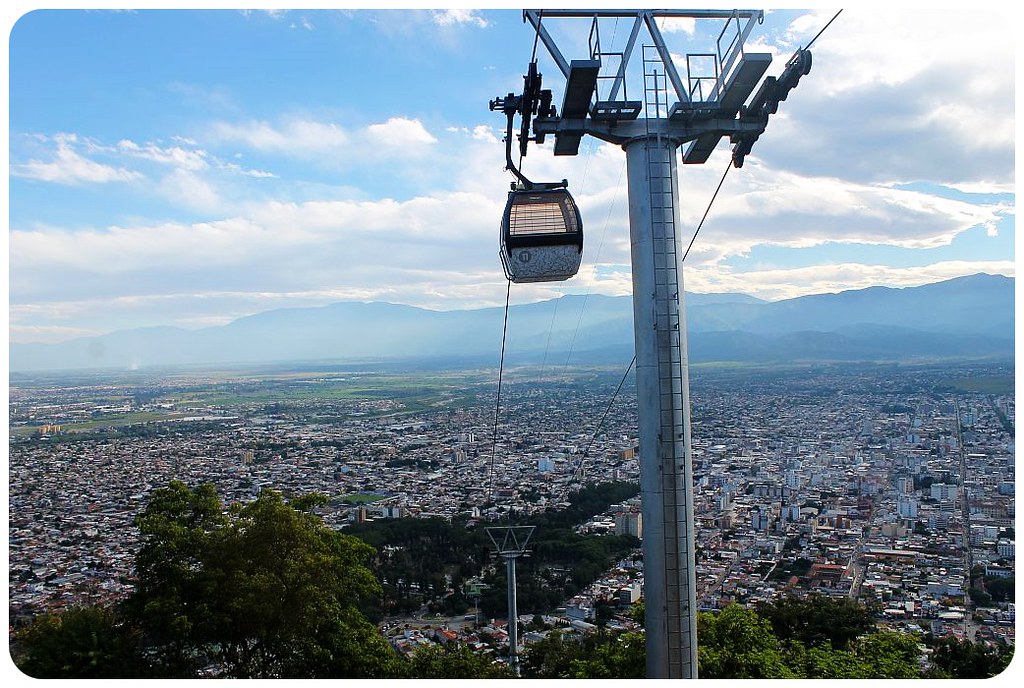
[{"x1": 5, "y1": 6, "x2": 1016, "y2": 345}]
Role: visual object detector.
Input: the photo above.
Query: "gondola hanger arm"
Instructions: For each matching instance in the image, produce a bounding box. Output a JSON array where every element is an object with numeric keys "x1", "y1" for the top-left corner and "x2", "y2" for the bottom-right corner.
[{"x1": 489, "y1": 60, "x2": 564, "y2": 191}]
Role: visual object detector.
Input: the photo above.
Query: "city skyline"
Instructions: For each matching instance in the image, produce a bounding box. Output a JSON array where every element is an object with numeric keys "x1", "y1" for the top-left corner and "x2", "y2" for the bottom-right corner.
[
  {"x1": 6, "y1": 6, "x2": 1016, "y2": 345},
  {"x1": 8, "y1": 359, "x2": 1016, "y2": 672}
]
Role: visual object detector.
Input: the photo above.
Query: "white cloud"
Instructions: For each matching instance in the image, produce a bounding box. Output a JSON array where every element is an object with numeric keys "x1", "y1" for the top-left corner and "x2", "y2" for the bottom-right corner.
[
  {"x1": 686, "y1": 161, "x2": 1007, "y2": 256},
  {"x1": 208, "y1": 115, "x2": 440, "y2": 165},
  {"x1": 432, "y1": 10, "x2": 488, "y2": 29},
  {"x1": 365, "y1": 116, "x2": 438, "y2": 147},
  {"x1": 681, "y1": 260, "x2": 1016, "y2": 302},
  {"x1": 10, "y1": 133, "x2": 275, "y2": 215},
  {"x1": 7, "y1": 323, "x2": 108, "y2": 344},
  {"x1": 211, "y1": 118, "x2": 351, "y2": 154},
  {"x1": 655, "y1": 16, "x2": 696, "y2": 35},
  {"x1": 156, "y1": 168, "x2": 226, "y2": 214},
  {"x1": 118, "y1": 139, "x2": 210, "y2": 170},
  {"x1": 12, "y1": 134, "x2": 141, "y2": 185},
  {"x1": 753, "y1": 8, "x2": 1015, "y2": 187},
  {"x1": 241, "y1": 9, "x2": 287, "y2": 21},
  {"x1": 471, "y1": 125, "x2": 499, "y2": 142},
  {"x1": 8, "y1": 188, "x2": 504, "y2": 296}
]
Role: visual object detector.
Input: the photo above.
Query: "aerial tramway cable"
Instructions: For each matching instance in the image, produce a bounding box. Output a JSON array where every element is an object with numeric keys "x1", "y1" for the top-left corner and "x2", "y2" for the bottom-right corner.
[
  {"x1": 486, "y1": 279, "x2": 512, "y2": 505},
  {"x1": 806, "y1": 9, "x2": 842, "y2": 50},
  {"x1": 682, "y1": 158, "x2": 732, "y2": 264},
  {"x1": 560, "y1": 354, "x2": 636, "y2": 501},
  {"x1": 682, "y1": 9, "x2": 842, "y2": 263}
]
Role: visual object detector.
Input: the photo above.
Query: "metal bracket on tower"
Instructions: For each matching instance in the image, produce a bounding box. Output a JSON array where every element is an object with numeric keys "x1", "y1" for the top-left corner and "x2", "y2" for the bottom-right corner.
[
  {"x1": 485, "y1": 525, "x2": 535, "y2": 556},
  {"x1": 730, "y1": 48, "x2": 812, "y2": 167}
]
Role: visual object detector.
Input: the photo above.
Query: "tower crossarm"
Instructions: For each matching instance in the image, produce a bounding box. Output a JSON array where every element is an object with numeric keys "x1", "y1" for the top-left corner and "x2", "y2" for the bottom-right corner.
[
  {"x1": 532, "y1": 112, "x2": 768, "y2": 148},
  {"x1": 525, "y1": 8, "x2": 764, "y2": 103},
  {"x1": 521, "y1": 8, "x2": 800, "y2": 162}
]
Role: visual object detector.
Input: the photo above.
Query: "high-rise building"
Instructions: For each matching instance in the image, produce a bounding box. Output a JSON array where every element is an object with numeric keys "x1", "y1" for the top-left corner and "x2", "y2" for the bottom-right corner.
[
  {"x1": 896, "y1": 475, "x2": 914, "y2": 495},
  {"x1": 615, "y1": 511, "x2": 643, "y2": 539},
  {"x1": 897, "y1": 494, "x2": 918, "y2": 519},
  {"x1": 750, "y1": 506, "x2": 771, "y2": 532},
  {"x1": 930, "y1": 483, "x2": 958, "y2": 501}
]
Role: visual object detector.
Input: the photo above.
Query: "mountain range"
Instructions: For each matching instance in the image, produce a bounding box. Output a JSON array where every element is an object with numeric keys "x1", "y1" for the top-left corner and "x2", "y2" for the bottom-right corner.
[{"x1": 8, "y1": 273, "x2": 1014, "y2": 372}]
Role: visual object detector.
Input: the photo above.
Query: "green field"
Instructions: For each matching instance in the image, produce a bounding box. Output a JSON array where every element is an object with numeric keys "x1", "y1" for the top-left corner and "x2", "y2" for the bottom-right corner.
[
  {"x1": 164, "y1": 369, "x2": 495, "y2": 413},
  {"x1": 943, "y1": 375, "x2": 1014, "y2": 395},
  {"x1": 9, "y1": 366, "x2": 505, "y2": 441}
]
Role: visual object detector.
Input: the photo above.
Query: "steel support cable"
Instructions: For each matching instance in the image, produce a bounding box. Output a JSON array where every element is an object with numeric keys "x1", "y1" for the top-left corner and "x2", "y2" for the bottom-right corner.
[
  {"x1": 530, "y1": 9, "x2": 543, "y2": 61},
  {"x1": 557, "y1": 157, "x2": 626, "y2": 378},
  {"x1": 554, "y1": 159, "x2": 630, "y2": 500},
  {"x1": 538, "y1": 295, "x2": 560, "y2": 378},
  {"x1": 549, "y1": 133, "x2": 599, "y2": 377},
  {"x1": 525, "y1": 16, "x2": 620, "y2": 379},
  {"x1": 682, "y1": 158, "x2": 732, "y2": 263},
  {"x1": 681, "y1": 9, "x2": 842, "y2": 265},
  {"x1": 486, "y1": 278, "x2": 512, "y2": 504},
  {"x1": 553, "y1": 17, "x2": 624, "y2": 377},
  {"x1": 563, "y1": 354, "x2": 636, "y2": 497},
  {"x1": 805, "y1": 9, "x2": 842, "y2": 50}
]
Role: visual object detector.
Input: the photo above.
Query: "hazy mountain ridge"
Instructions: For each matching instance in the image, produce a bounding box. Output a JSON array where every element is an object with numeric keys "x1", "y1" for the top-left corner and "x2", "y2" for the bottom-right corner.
[{"x1": 9, "y1": 273, "x2": 1013, "y2": 372}]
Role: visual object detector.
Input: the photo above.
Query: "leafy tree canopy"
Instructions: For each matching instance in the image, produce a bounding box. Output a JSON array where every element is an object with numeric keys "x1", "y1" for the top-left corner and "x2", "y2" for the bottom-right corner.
[
  {"x1": 756, "y1": 593, "x2": 877, "y2": 650},
  {"x1": 698, "y1": 604, "x2": 797, "y2": 679},
  {"x1": 12, "y1": 605, "x2": 146, "y2": 679},
  {"x1": 125, "y1": 481, "x2": 401, "y2": 678},
  {"x1": 927, "y1": 636, "x2": 1014, "y2": 679},
  {"x1": 521, "y1": 629, "x2": 644, "y2": 679},
  {"x1": 698, "y1": 602, "x2": 922, "y2": 680},
  {"x1": 403, "y1": 644, "x2": 513, "y2": 678}
]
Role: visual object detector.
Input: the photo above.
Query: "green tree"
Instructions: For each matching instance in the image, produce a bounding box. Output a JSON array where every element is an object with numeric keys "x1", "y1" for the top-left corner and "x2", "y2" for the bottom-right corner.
[
  {"x1": 853, "y1": 631, "x2": 922, "y2": 679},
  {"x1": 757, "y1": 594, "x2": 876, "y2": 650},
  {"x1": 969, "y1": 586, "x2": 993, "y2": 607},
  {"x1": 787, "y1": 630, "x2": 923, "y2": 679},
  {"x1": 628, "y1": 600, "x2": 644, "y2": 625},
  {"x1": 125, "y1": 480, "x2": 227, "y2": 675},
  {"x1": 697, "y1": 604, "x2": 797, "y2": 678},
  {"x1": 12, "y1": 605, "x2": 146, "y2": 679},
  {"x1": 521, "y1": 629, "x2": 644, "y2": 679},
  {"x1": 985, "y1": 575, "x2": 1015, "y2": 603},
  {"x1": 568, "y1": 631, "x2": 645, "y2": 678},
  {"x1": 792, "y1": 642, "x2": 874, "y2": 679},
  {"x1": 927, "y1": 636, "x2": 1014, "y2": 678},
  {"x1": 209, "y1": 490, "x2": 393, "y2": 677},
  {"x1": 521, "y1": 631, "x2": 593, "y2": 678},
  {"x1": 125, "y1": 482, "x2": 400, "y2": 678},
  {"x1": 404, "y1": 644, "x2": 513, "y2": 678}
]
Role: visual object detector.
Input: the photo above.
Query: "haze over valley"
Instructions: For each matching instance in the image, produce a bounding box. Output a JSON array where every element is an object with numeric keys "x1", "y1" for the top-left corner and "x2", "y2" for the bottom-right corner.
[{"x1": 10, "y1": 273, "x2": 1013, "y2": 373}]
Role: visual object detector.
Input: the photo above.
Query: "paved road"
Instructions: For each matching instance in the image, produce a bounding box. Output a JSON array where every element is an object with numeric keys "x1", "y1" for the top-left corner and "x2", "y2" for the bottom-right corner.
[{"x1": 382, "y1": 606, "x2": 484, "y2": 634}]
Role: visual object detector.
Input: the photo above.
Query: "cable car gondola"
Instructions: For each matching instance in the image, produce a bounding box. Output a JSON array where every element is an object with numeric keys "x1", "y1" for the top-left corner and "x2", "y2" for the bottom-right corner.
[
  {"x1": 491, "y1": 60, "x2": 584, "y2": 284},
  {"x1": 500, "y1": 183, "x2": 583, "y2": 283}
]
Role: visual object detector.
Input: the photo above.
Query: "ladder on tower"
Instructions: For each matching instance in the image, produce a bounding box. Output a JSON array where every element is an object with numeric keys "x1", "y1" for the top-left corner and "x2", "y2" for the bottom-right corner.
[{"x1": 642, "y1": 44, "x2": 696, "y2": 678}]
